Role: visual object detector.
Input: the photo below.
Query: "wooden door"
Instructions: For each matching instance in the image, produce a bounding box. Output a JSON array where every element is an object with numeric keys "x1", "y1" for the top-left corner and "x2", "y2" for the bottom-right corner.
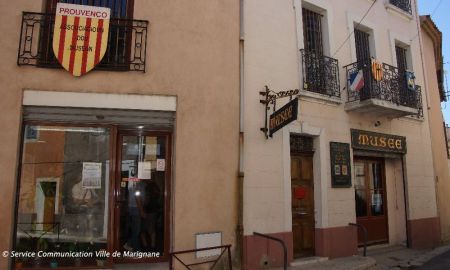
[
  {"x1": 291, "y1": 155, "x2": 315, "y2": 258},
  {"x1": 354, "y1": 158, "x2": 388, "y2": 245}
]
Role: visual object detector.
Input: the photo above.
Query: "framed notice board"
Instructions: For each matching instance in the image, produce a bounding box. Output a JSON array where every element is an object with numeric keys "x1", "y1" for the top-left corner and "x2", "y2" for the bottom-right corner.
[{"x1": 330, "y1": 142, "x2": 351, "y2": 188}]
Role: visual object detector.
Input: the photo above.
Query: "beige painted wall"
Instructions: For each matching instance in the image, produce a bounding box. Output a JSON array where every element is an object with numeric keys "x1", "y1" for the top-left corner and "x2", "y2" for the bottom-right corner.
[
  {"x1": 243, "y1": 0, "x2": 437, "y2": 245},
  {"x1": 0, "y1": 0, "x2": 240, "y2": 269},
  {"x1": 421, "y1": 27, "x2": 450, "y2": 241}
]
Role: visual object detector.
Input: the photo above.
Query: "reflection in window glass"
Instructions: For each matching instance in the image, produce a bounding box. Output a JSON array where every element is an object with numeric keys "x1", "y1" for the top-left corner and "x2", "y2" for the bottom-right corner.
[
  {"x1": 355, "y1": 190, "x2": 367, "y2": 217},
  {"x1": 119, "y1": 136, "x2": 166, "y2": 255},
  {"x1": 369, "y1": 162, "x2": 382, "y2": 189},
  {"x1": 371, "y1": 190, "x2": 384, "y2": 216},
  {"x1": 15, "y1": 125, "x2": 110, "y2": 268}
]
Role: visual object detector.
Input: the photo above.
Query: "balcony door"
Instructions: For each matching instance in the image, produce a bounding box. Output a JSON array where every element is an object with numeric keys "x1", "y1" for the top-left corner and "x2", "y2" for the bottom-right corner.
[
  {"x1": 354, "y1": 158, "x2": 388, "y2": 245},
  {"x1": 354, "y1": 29, "x2": 372, "y2": 100}
]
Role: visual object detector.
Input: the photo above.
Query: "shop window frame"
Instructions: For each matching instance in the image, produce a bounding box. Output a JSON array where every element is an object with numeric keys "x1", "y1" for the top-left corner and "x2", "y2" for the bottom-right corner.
[{"x1": 12, "y1": 121, "x2": 117, "y2": 269}]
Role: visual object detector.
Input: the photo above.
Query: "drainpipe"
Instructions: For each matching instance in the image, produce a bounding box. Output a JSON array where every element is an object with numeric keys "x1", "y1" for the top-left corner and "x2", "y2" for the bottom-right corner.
[{"x1": 236, "y1": 0, "x2": 245, "y2": 267}]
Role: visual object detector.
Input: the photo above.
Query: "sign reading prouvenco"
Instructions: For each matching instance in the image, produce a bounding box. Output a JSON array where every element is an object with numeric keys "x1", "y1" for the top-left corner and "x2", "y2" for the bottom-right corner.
[{"x1": 53, "y1": 3, "x2": 110, "y2": 76}]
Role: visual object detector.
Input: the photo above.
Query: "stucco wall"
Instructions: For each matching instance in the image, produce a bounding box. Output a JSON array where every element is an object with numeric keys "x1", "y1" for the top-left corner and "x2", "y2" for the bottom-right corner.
[
  {"x1": 243, "y1": 0, "x2": 437, "y2": 244},
  {"x1": 421, "y1": 27, "x2": 450, "y2": 241},
  {"x1": 0, "y1": 0, "x2": 240, "y2": 269}
]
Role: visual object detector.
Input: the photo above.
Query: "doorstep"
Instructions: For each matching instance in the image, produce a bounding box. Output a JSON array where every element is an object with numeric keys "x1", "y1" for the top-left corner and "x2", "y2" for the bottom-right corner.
[
  {"x1": 290, "y1": 256, "x2": 328, "y2": 267},
  {"x1": 271, "y1": 256, "x2": 376, "y2": 270}
]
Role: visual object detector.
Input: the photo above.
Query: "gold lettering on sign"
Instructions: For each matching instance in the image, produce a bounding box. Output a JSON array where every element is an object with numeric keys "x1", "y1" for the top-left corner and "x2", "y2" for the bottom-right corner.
[
  {"x1": 395, "y1": 139, "x2": 402, "y2": 150},
  {"x1": 388, "y1": 138, "x2": 395, "y2": 149},
  {"x1": 270, "y1": 106, "x2": 293, "y2": 130},
  {"x1": 359, "y1": 135, "x2": 369, "y2": 146},
  {"x1": 379, "y1": 137, "x2": 387, "y2": 147},
  {"x1": 370, "y1": 136, "x2": 378, "y2": 147}
]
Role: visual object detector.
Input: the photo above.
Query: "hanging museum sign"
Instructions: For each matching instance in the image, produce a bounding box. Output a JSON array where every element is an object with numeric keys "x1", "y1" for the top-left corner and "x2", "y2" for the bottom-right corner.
[
  {"x1": 53, "y1": 3, "x2": 111, "y2": 76},
  {"x1": 269, "y1": 98, "x2": 298, "y2": 137},
  {"x1": 330, "y1": 142, "x2": 351, "y2": 188},
  {"x1": 351, "y1": 129, "x2": 407, "y2": 154}
]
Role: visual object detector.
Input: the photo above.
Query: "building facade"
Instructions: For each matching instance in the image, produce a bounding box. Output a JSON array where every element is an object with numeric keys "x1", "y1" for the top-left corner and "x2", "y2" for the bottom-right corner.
[
  {"x1": 0, "y1": 0, "x2": 240, "y2": 269},
  {"x1": 241, "y1": 0, "x2": 441, "y2": 269},
  {"x1": 420, "y1": 15, "x2": 450, "y2": 242}
]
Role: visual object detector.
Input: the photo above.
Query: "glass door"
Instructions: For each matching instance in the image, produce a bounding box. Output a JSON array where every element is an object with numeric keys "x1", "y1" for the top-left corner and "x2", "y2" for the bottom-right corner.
[
  {"x1": 354, "y1": 158, "x2": 388, "y2": 245},
  {"x1": 114, "y1": 132, "x2": 170, "y2": 263}
]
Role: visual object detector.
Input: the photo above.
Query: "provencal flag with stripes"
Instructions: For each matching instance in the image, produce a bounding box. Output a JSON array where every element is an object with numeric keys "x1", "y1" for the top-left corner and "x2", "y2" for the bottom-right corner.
[{"x1": 53, "y1": 3, "x2": 110, "y2": 76}]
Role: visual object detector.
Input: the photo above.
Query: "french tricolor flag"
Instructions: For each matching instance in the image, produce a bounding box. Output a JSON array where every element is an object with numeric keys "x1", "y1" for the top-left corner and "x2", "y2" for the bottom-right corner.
[{"x1": 349, "y1": 70, "x2": 365, "y2": 92}]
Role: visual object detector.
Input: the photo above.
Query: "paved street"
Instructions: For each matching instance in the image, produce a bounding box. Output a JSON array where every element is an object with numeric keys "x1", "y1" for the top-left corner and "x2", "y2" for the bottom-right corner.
[{"x1": 418, "y1": 249, "x2": 450, "y2": 270}]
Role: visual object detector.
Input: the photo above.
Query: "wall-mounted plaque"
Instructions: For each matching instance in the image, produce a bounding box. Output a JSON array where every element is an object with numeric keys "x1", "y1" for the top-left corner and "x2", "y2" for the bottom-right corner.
[
  {"x1": 330, "y1": 142, "x2": 351, "y2": 188},
  {"x1": 351, "y1": 129, "x2": 407, "y2": 154}
]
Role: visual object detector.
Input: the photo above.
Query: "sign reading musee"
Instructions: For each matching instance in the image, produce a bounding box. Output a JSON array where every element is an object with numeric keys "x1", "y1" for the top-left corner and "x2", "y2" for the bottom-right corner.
[
  {"x1": 53, "y1": 3, "x2": 110, "y2": 76},
  {"x1": 269, "y1": 98, "x2": 298, "y2": 137},
  {"x1": 351, "y1": 129, "x2": 407, "y2": 154}
]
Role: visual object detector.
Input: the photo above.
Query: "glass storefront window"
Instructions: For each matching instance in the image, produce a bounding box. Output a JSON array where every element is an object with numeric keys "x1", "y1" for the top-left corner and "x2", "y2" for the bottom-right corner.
[{"x1": 15, "y1": 125, "x2": 110, "y2": 268}]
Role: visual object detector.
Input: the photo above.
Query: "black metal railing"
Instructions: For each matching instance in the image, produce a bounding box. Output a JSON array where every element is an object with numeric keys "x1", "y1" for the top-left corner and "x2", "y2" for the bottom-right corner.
[
  {"x1": 344, "y1": 59, "x2": 423, "y2": 117},
  {"x1": 17, "y1": 12, "x2": 148, "y2": 72},
  {"x1": 301, "y1": 49, "x2": 340, "y2": 98},
  {"x1": 253, "y1": 232, "x2": 287, "y2": 270},
  {"x1": 389, "y1": 0, "x2": 412, "y2": 14}
]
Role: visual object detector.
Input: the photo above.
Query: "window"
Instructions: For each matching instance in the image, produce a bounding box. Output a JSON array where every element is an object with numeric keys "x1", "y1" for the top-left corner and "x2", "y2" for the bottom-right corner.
[
  {"x1": 354, "y1": 29, "x2": 371, "y2": 63},
  {"x1": 15, "y1": 125, "x2": 111, "y2": 268},
  {"x1": 300, "y1": 7, "x2": 340, "y2": 97},
  {"x1": 302, "y1": 8, "x2": 323, "y2": 55},
  {"x1": 389, "y1": 0, "x2": 412, "y2": 14},
  {"x1": 395, "y1": 46, "x2": 408, "y2": 73}
]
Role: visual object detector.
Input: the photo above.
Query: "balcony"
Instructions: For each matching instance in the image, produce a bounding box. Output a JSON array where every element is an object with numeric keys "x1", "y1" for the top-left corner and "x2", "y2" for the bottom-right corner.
[
  {"x1": 17, "y1": 12, "x2": 148, "y2": 72},
  {"x1": 389, "y1": 0, "x2": 412, "y2": 14},
  {"x1": 344, "y1": 60, "x2": 423, "y2": 118},
  {"x1": 300, "y1": 49, "x2": 340, "y2": 98}
]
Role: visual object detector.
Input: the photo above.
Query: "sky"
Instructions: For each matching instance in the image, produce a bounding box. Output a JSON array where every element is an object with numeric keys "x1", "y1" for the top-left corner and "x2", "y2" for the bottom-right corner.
[{"x1": 418, "y1": 0, "x2": 450, "y2": 124}]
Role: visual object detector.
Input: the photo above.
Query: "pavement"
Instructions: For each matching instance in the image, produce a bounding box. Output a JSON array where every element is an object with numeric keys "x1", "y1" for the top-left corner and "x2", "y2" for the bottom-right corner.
[
  {"x1": 271, "y1": 244, "x2": 450, "y2": 270},
  {"x1": 417, "y1": 249, "x2": 450, "y2": 270}
]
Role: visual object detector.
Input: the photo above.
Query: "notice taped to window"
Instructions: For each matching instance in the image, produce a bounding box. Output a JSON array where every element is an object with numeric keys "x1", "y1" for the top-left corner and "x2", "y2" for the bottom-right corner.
[{"x1": 82, "y1": 162, "x2": 102, "y2": 189}]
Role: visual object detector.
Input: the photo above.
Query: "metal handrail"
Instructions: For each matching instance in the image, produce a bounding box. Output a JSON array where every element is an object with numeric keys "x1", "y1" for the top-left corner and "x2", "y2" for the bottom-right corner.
[
  {"x1": 349, "y1": 223, "x2": 367, "y2": 257},
  {"x1": 253, "y1": 232, "x2": 287, "y2": 270},
  {"x1": 169, "y1": 244, "x2": 232, "y2": 270}
]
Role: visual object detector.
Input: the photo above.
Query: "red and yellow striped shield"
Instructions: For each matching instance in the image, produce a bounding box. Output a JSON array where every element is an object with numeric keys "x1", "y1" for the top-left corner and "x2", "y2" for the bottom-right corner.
[
  {"x1": 371, "y1": 59, "x2": 383, "y2": 82},
  {"x1": 53, "y1": 3, "x2": 110, "y2": 76}
]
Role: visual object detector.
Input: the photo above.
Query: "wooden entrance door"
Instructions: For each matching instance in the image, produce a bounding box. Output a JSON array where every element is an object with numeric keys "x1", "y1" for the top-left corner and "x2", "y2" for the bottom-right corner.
[
  {"x1": 291, "y1": 155, "x2": 315, "y2": 258},
  {"x1": 354, "y1": 158, "x2": 388, "y2": 245}
]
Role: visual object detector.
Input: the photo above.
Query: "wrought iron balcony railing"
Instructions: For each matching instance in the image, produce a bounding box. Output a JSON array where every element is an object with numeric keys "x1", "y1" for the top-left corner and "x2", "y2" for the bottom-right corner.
[
  {"x1": 389, "y1": 0, "x2": 412, "y2": 14},
  {"x1": 18, "y1": 12, "x2": 148, "y2": 72},
  {"x1": 300, "y1": 49, "x2": 340, "y2": 98},
  {"x1": 344, "y1": 60, "x2": 423, "y2": 117}
]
